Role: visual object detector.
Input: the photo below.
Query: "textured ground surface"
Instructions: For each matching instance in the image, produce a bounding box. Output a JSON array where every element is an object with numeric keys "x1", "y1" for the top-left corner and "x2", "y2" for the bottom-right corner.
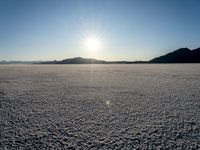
[{"x1": 0, "y1": 64, "x2": 200, "y2": 149}]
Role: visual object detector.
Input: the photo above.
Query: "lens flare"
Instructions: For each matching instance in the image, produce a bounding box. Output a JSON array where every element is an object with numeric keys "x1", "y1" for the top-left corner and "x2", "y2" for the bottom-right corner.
[{"x1": 84, "y1": 35, "x2": 101, "y2": 51}]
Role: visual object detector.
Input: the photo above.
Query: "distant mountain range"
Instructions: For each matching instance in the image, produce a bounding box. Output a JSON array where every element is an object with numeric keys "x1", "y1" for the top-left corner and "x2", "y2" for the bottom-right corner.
[
  {"x1": 40, "y1": 57, "x2": 147, "y2": 64},
  {"x1": 0, "y1": 61, "x2": 41, "y2": 64},
  {"x1": 40, "y1": 57, "x2": 106, "y2": 64},
  {"x1": 40, "y1": 47, "x2": 200, "y2": 64},
  {"x1": 0, "y1": 47, "x2": 200, "y2": 64}
]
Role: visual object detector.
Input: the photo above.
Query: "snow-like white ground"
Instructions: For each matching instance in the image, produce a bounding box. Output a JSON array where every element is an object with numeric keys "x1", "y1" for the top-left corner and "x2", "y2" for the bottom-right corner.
[{"x1": 0, "y1": 64, "x2": 200, "y2": 149}]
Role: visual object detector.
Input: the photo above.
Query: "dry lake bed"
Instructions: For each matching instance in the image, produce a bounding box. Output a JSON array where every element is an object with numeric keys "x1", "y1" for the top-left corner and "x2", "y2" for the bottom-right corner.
[{"x1": 0, "y1": 64, "x2": 200, "y2": 149}]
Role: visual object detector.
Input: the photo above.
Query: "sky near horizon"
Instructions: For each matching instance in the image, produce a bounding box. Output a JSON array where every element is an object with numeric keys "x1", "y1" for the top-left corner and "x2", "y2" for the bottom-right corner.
[{"x1": 0, "y1": 0, "x2": 200, "y2": 61}]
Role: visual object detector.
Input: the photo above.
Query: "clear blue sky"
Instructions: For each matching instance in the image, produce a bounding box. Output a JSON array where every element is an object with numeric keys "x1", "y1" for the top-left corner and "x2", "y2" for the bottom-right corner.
[{"x1": 0, "y1": 0, "x2": 200, "y2": 61}]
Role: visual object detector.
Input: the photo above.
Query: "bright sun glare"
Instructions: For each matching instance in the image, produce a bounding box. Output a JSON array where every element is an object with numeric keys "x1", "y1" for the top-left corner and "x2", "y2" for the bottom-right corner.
[{"x1": 85, "y1": 35, "x2": 101, "y2": 51}]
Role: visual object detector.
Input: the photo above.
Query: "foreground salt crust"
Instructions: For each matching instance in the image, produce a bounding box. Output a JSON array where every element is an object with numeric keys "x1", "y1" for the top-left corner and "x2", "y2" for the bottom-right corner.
[{"x1": 0, "y1": 64, "x2": 200, "y2": 149}]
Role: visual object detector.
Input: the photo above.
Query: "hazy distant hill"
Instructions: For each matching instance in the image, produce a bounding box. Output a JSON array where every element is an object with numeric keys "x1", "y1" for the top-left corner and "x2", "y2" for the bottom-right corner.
[
  {"x1": 150, "y1": 48, "x2": 200, "y2": 63},
  {"x1": 59, "y1": 57, "x2": 106, "y2": 64},
  {"x1": 40, "y1": 57, "x2": 106, "y2": 64}
]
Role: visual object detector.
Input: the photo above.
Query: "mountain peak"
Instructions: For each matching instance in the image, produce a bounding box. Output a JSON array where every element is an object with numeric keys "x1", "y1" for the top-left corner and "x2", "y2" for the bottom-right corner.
[{"x1": 175, "y1": 48, "x2": 191, "y2": 52}]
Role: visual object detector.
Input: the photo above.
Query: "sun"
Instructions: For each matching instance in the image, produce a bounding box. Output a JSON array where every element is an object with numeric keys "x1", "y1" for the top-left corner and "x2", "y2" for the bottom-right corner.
[{"x1": 84, "y1": 35, "x2": 101, "y2": 51}]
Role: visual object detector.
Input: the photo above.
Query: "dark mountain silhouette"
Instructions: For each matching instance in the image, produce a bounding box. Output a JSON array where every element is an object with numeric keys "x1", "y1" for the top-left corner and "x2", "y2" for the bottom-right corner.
[{"x1": 150, "y1": 48, "x2": 200, "y2": 63}]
